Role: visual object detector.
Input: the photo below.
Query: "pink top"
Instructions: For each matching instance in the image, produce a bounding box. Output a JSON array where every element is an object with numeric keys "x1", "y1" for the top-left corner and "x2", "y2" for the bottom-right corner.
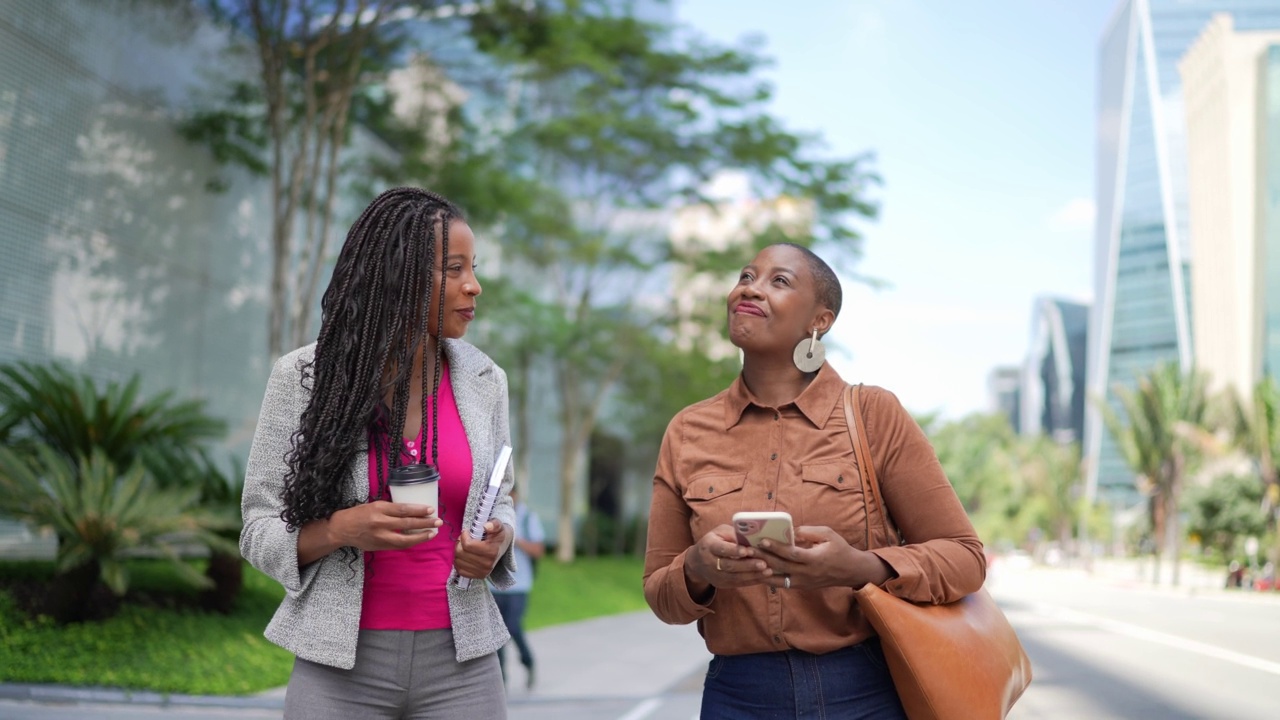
[{"x1": 360, "y1": 368, "x2": 472, "y2": 630}]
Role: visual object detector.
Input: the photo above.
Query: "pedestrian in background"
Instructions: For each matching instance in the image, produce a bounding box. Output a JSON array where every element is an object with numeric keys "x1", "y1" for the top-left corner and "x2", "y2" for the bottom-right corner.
[
  {"x1": 492, "y1": 486, "x2": 545, "y2": 689},
  {"x1": 240, "y1": 187, "x2": 517, "y2": 720},
  {"x1": 643, "y1": 243, "x2": 987, "y2": 719}
]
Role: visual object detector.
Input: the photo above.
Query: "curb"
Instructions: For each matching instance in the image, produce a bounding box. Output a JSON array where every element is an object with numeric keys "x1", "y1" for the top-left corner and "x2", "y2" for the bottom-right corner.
[{"x1": 0, "y1": 683, "x2": 284, "y2": 710}]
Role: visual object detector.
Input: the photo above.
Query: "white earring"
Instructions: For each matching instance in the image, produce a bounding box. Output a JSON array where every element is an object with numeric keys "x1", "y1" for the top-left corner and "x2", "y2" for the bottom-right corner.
[{"x1": 792, "y1": 329, "x2": 825, "y2": 372}]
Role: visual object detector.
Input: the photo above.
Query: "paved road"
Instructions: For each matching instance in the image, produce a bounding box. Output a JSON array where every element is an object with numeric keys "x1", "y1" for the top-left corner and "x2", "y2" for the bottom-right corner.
[{"x1": 998, "y1": 562, "x2": 1280, "y2": 720}]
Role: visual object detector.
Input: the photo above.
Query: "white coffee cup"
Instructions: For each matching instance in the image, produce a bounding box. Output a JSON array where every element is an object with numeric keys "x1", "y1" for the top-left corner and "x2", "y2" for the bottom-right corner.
[{"x1": 388, "y1": 464, "x2": 439, "y2": 533}]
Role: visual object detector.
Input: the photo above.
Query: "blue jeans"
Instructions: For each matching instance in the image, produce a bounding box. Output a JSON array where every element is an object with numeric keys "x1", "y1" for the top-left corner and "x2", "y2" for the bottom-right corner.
[
  {"x1": 700, "y1": 639, "x2": 907, "y2": 720},
  {"x1": 492, "y1": 592, "x2": 534, "y2": 672}
]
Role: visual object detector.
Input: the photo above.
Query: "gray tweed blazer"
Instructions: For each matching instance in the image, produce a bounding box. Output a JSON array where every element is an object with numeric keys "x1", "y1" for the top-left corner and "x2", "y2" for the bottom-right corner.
[{"x1": 239, "y1": 340, "x2": 517, "y2": 669}]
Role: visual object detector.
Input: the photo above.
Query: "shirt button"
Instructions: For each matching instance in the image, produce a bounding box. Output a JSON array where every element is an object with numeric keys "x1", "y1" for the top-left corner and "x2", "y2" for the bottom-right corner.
[
  {"x1": 770, "y1": 453, "x2": 778, "y2": 461},
  {"x1": 770, "y1": 587, "x2": 777, "y2": 594},
  {"x1": 410, "y1": 449, "x2": 418, "y2": 456},
  {"x1": 838, "y1": 475, "x2": 844, "y2": 483},
  {"x1": 767, "y1": 491, "x2": 773, "y2": 500},
  {"x1": 773, "y1": 634, "x2": 782, "y2": 643},
  {"x1": 774, "y1": 412, "x2": 780, "y2": 420}
]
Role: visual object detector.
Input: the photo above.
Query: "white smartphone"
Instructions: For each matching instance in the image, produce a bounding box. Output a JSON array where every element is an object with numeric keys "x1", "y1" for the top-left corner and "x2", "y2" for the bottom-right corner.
[{"x1": 732, "y1": 511, "x2": 794, "y2": 548}]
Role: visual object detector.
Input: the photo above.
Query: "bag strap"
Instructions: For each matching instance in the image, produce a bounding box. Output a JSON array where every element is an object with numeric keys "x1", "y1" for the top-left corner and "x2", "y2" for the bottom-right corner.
[{"x1": 844, "y1": 384, "x2": 901, "y2": 549}]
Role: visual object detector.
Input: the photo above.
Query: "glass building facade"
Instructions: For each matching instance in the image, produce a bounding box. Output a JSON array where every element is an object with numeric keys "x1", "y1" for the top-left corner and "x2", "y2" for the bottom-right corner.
[
  {"x1": 0, "y1": 1, "x2": 275, "y2": 461},
  {"x1": 1022, "y1": 298, "x2": 1089, "y2": 446},
  {"x1": 1264, "y1": 45, "x2": 1280, "y2": 380},
  {"x1": 1086, "y1": 0, "x2": 1280, "y2": 505}
]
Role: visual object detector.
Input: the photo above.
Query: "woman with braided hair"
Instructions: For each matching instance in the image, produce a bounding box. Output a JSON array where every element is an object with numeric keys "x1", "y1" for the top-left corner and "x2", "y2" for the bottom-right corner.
[{"x1": 240, "y1": 187, "x2": 516, "y2": 719}]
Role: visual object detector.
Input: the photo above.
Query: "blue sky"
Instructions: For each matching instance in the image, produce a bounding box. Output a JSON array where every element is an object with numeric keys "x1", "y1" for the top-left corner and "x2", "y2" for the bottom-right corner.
[{"x1": 676, "y1": 0, "x2": 1118, "y2": 419}]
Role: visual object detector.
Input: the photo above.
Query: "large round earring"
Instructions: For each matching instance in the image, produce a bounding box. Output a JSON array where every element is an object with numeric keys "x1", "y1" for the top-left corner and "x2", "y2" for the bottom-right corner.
[{"x1": 792, "y1": 329, "x2": 825, "y2": 372}]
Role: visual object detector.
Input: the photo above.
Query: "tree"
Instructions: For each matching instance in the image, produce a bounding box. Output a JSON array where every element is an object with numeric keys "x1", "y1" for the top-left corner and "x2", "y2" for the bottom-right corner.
[
  {"x1": 928, "y1": 413, "x2": 1023, "y2": 545},
  {"x1": 1225, "y1": 376, "x2": 1280, "y2": 564},
  {"x1": 186, "y1": 0, "x2": 462, "y2": 356},
  {"x1": 1012, "y1": 437, "x2": 1082, "y2": 551},
  {"x1": 1184, "y1": 473, "x2": 1268, "y2": 563},
  {"x1": 1099, "y1": 363, "x2": 1212, "y2": 585},
  {"x1": 470, "y1": 1, "x2": 879, "y2": 560}
]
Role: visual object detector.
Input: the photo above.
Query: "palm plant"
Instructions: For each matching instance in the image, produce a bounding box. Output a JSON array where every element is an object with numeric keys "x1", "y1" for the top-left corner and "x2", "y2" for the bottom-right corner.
[
  {"x1": 0, "y1": 361, "x2": 238, "y2": 619},
  {"x1": 0, "y1": 445, "x2": 237, "y2": 622},
  {"x1": 141, "y1": 446, "x2": 245, "y2": 613},
  {"x1": 1099, "y1": 362, "x2": 1211, "y2": 585},
  {"x1": 1225, "y1": 376, "x2": 1280, "y2": 563},
  {"x1": 0, "y1": 362, "x2": 225, "y2": 467}
]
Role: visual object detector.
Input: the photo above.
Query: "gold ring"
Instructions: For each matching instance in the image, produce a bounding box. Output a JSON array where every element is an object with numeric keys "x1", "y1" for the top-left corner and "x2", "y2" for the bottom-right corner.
[
  {"x1": 784, "y1": 575, "x2": 791, "y2": 589},
  {"x1": 716, "y1": 557, "x2": 722, "y2": 571}
]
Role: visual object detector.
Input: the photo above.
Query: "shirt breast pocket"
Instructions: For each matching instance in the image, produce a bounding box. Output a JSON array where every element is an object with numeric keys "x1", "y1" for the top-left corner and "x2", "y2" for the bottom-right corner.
[
  {"x1": 799, "y1": 462, "x2": 870, "y2": 549},
  {"x1": 682, "y1": 472, "x2": 747, "y2": 539}
]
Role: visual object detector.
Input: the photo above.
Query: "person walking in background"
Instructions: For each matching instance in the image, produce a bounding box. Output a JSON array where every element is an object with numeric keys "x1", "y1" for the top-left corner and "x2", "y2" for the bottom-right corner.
[
  {"x1": 642, "y1": 243, "x2": 987, "y2": 719},
  {"x1": 240, "y1": 187, "x2": 517, "y2": 720},
  {"x1": 492, "y1": 486, "x2": 545, "y2": 690}
]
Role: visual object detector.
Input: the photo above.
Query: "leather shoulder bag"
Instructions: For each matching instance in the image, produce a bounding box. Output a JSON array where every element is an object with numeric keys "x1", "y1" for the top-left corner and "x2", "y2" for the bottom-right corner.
[{"x1": 845, "y1": 383, "x2": 1033, "y2": 720}]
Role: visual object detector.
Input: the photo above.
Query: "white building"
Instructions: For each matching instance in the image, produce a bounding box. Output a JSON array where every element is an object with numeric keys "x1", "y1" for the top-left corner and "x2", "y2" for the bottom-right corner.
[{"x1": 1180, "y1": 14, "x2": 1280, "y2": 399}]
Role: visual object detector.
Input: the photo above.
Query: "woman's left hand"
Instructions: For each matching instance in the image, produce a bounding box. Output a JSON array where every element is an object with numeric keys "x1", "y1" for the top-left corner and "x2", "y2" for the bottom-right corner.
[
  {"x1": 756, "y1": 526, "x2": 893, "y2": 591},
  {"x1": 454, "y1": 521, "x2": 511, "y2": 580}
]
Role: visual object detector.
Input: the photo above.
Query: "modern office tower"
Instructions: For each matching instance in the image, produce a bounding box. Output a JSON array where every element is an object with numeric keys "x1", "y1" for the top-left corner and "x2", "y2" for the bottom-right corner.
[
  {"x1": 1021, "y1": 297, "x2": 1090, "y2": 445},
  {"x1": 1265, "y1": 47, "x2": 1280, "y2": 379},
  {"x1": 1086, "y1": 0, "x2": 1280, "y2": 507},
  {"x1": 988, "y1": 366, "x2": 1023, "y2": 433},
  {"x1": 1181, "y1": 15, "x2": 1280, "y2": 398}
]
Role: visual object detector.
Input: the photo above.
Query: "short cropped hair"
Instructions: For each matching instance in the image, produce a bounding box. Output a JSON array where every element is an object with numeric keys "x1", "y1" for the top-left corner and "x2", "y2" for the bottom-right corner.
[{"x1": 777, "y1": 242, "x2": 842, "y2": 320}]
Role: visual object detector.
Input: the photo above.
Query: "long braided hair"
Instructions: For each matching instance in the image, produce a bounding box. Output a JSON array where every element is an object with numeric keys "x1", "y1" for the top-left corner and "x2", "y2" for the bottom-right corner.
[{"x1": 280, "y1": 187, "x2": 462, "y2": 531}]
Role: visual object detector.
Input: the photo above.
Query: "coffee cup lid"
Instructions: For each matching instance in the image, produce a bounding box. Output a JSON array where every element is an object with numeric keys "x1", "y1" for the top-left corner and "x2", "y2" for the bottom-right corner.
[{"x1": 389, "y1": 464, "x2": 440, "y2": 484}]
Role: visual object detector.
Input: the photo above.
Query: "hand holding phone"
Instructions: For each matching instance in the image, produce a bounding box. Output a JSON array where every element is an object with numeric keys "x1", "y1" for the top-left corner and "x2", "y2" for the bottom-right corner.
[{"x1": 732, "y1": 511, "x2": 794, "y2": 548}]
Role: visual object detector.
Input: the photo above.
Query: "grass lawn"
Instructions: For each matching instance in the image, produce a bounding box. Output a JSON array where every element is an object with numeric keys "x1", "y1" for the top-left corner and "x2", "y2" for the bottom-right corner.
[{"x1": 0, "y1": 553, "x2": 648, "y2": 695}]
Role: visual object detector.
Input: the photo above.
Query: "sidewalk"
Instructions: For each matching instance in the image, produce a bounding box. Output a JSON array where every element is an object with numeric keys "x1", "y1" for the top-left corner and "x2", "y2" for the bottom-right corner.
[
  {"x1": 505, "y1": 610, "x2": 711, "y2": 703},
  {"x1": 0, "y1": 609, "x2": 711, "y2": 715}
]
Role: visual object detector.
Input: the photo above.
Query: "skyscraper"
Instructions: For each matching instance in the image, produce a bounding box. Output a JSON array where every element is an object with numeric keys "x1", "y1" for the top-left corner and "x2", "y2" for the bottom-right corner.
[
  {"x1": 1086, "y1": 0, "x2": 1280, "y2": 506},
  {"x1": 1180, "y1": 15, "x2": 1280, "y2": 400},
  {"x1": 1021, "y1": 297, "x2": 1090, "y2": 445}
]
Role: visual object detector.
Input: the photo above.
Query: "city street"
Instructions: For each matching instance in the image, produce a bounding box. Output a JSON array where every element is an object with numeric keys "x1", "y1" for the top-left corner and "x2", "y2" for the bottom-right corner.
[
  {"x1": 998, "y1": 564, "x2": 1280, "y2": 720},
  {"x1": 3, "y1": 563, "x2": 1277, "y2": 719}
]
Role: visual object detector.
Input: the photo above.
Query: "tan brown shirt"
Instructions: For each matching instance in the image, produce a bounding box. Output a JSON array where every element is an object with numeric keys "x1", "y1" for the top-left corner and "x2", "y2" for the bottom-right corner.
[{"x1": 642, "y1": 362, "x2": 986, "y2": 656}]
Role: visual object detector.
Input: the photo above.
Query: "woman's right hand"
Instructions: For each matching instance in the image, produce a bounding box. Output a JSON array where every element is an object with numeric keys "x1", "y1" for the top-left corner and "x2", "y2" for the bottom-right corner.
[
  {"x1": 684, "y1": 525, "x2": 770, "y2": 597},
  {"x1": 298, "y1": 501, "x2": 441, "y2": 566}
]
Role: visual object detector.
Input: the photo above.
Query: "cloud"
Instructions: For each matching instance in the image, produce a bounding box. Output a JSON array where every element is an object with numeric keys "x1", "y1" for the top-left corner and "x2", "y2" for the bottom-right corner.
[{"x1": 1047, "y1": 198, "x2": 1096, "y2": 232}]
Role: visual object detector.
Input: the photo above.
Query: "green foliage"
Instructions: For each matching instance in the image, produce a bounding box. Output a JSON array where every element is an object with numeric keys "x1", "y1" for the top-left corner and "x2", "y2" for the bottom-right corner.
[
  {"x1": 175, "y1": 79, "x2": 269, "y2": 187},
  {"x1": 525, "y1": 555, "x2": 648, "y2": 630},
  {"x1": 0, "y1": 445, "x2": 237, "y2": 597},
  {"x1": 927, "y1": 412, "x2": 1095, "y2": 549},
  {"x1": 0, "y1": 361, "x2": 226, "y2": 470},
  {"x1": 930, "y1": 413, "x2": 1020, "y2": 517},
  {"x1": 0, "y1": 361, "x2": 237, "y2": 615},
  {"x1": 1010, "y1": 436, "x2": 1082, "y2": 545},
  {"x1": 576, "y1": 510, "x2": 646, "y2": 557},
  {"x1": 1185, "y1": 474, "x2": 1269, "y2": 562},
  {"x1": 0, "y1": 560, "x2": 292, "y2": 694},
  {"x1": 1098, "y1": 363, "x2": 1212, "y2": 554},
  {"x1": 0, "y1": 555, "x2": 645, "y2": 692},
  {"x1": 615, "y1": 331, "x2": 741, "y2": 450},
  {"x1": 1225, "y1": 376, "x2": 1280, "y2": 530}
]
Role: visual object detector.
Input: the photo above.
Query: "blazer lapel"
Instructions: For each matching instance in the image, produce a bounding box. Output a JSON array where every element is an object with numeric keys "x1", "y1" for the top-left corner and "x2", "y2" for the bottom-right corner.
[{"x1": 444, "y1": 340, "x2": 501, "y2": 500}]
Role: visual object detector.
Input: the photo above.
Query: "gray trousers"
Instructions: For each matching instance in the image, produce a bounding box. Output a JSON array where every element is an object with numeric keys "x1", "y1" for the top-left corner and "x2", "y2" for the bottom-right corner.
[{"x1": 284, "y1": 629, "x2": 506, "y2": 720}]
